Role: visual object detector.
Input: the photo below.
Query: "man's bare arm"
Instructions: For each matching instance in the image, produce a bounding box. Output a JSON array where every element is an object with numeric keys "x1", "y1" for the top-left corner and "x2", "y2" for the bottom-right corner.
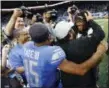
[
  {"x1": 2, "y1": 44, "x2": 11, "y2": 70},
  {"x1": 59, "y1": 42, "x2": 108, "y2": 76},
  {"x1": 4, "y1": 8, "x2": 23, "y2": 36},
  {"x1": 16, "y1": 67, "x2": 25, "y2": 74}
]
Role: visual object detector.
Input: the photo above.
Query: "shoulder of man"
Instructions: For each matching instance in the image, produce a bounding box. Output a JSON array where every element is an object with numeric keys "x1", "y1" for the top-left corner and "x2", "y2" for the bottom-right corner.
[
  {"x1": 49, "y1": 46, "x2": 66, "y2": 63},
  {"x1": 23, "y1": 41, "x2": 34, "y2": 47},
  {"x1": 9, "y1": 44, "x2": 23, "y2": 57}
]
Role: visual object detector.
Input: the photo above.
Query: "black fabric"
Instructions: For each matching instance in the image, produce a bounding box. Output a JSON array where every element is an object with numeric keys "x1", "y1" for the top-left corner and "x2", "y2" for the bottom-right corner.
[
  {"x1": 57, "y1": 20, "x2": 105, "y2": 87},
  {"x1": 1, "y1": 76, "x2": 23, "y2": 88},
  {"x1": 1, "y1": 77, "x2": 11, "y2": 88}
]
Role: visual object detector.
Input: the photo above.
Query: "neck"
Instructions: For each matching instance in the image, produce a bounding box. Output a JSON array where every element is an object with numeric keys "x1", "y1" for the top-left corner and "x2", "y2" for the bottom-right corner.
[
  {"x1": 35, "y1": 41, "x2": 49, "y2": 47},
  {"x1": 17, "y1": 40, "x2": 25, "y2": 45}
]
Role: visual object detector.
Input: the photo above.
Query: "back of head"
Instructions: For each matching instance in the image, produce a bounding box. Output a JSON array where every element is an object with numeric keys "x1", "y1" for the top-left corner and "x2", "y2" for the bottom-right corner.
[{"x1": 29, "y1": 23, "x2": 50, "y2": 43}]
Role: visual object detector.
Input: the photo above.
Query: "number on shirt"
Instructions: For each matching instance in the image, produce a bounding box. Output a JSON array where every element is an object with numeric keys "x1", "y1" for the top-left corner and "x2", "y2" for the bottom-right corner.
[{"x1": 24, "y1": 59, "x2": 39, "y2": 87}]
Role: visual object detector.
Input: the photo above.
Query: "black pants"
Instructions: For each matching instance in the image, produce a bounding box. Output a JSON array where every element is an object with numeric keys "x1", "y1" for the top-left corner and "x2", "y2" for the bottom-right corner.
[{"x1": 1, "y1": 76, "x2": 23, "y2": 88}]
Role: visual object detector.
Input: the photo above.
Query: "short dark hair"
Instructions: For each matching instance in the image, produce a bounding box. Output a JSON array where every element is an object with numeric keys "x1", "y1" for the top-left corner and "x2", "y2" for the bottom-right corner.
[
  {"x1": 29, "y1": 23, "x2": 50, "y2": 43},
  {"x1": 75, "y1": 10, "x2": 88, "y2": 24}
]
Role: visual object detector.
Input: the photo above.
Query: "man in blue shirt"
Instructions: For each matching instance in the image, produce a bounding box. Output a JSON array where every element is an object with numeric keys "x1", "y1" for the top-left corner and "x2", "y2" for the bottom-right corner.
[
  {"x1": 8, "y1": 28, "x2": 30, "y2": 87},
  {"x1": 9, "y1": 23, "x2": 107, "y2": 88}
]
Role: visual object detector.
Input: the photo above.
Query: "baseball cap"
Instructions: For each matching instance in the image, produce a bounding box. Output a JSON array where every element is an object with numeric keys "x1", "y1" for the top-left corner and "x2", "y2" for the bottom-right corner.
[
  {"x1": 53, "y1": 21, "x2": 73, "y2": 39},
  {"x1": 29, "y1": 23, "x2": 50, "y2": 43}
]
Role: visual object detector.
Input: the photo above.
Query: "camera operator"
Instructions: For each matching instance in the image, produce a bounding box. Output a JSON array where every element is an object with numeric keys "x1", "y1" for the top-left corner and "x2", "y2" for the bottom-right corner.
[
  {"x1": 4, "y1": 8, "x2": 24, "y2": 38},
  {"x1": 2, "y1": 8, "x2": 25, "y2": 73},
  {"x1": 4, "y1": 6, "x2": 33, "y2": 40},
  {"x1": 67, "y1": 5, "x2": 79, "y2": 26},
  {"x1": 30, "y1": 13, "x2": 43, "y2": 25},
  {"x1": 43, "y1": 9, "x2": 58, "y2": 44}
]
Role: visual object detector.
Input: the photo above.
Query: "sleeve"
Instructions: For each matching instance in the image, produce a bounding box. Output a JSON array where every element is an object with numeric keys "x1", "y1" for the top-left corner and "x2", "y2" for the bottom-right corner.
[
  {"x1": 88, "y1": 20, "x2": 105, "y2": 42},
  {"x1": 8, "y1": 51, "x2": 23, "y2": 69},
  {"x1": 49, "y1": 46, "x2": 66, "y2": 67}
]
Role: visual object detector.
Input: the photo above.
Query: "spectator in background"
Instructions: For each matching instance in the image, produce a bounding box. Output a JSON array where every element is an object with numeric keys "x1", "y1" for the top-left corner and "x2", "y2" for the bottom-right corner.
[
  {"x1": 1, "y1": 44, "x2": 13, "y2": 88},
  {"x1": 30, "y1": 13, "x2": 43, "y2": 25},
  {"x1": 43, "y1": 9, "x2": 58, "y2": 30},
  {"x1": 1, "y1": 44, "x2": 11, "y2": 71},
  {"x1": 4, "y1": 8, "x2": 25, "y2": 38},
  {"x1": 43, "y1": 9, "x2": 58, "y2": 44},
  {"x1": 67, "y1": 5, "x2": 79, "y2": 26},
  {"x1": 53, "y1": 11, "x2": 105, "y2": 88},
  {"x1": 2, "y1": 8, "x2": 26, "y2": 49}
]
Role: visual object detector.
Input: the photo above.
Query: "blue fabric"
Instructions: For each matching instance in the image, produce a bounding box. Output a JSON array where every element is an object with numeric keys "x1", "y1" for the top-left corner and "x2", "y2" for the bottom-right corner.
[{"x1": 23, "y1": 41, "x2": 66, "y2": 88}]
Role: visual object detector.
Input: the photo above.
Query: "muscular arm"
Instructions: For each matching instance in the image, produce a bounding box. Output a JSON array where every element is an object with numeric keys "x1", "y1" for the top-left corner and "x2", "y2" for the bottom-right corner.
[
  {"x1": 4, "y1": 15, "x2": 17, "y2": 36},
  {"x1": 2, "y1": 44, "x2": 11, "y2": 70},
  {"x1": 59, "y1": 43, "x2": 107, "y2": 76},
  {"x1": 4, "y1": 8, "x2": 23, "y2": 36}
]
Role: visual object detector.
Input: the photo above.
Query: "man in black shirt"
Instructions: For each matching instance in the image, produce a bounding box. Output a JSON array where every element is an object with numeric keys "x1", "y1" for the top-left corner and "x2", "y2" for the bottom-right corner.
[{"x1": 53, "y1": 11, "x2": 105, "y2": 88}]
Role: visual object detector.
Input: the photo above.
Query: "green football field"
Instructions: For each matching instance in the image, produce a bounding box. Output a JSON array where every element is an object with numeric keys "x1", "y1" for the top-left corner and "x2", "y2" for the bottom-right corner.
[{"x1": 95, "y1": 19, "x2": 108, "y2": 88}]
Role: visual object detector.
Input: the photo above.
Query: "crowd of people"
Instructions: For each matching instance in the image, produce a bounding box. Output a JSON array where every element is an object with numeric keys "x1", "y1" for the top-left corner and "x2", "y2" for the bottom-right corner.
[{"x1": 1, "y1": 4, "x2": 109, "y2": 88}]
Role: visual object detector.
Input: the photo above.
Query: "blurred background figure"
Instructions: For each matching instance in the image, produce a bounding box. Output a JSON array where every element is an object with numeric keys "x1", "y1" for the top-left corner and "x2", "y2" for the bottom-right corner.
[{"x1": 67, "y1": 5, "x2": 79, "y2": 26}]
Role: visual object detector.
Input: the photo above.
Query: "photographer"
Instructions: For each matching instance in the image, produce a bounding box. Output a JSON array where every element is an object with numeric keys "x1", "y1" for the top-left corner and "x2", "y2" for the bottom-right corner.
[
  {"x1": 2, "y1": 8, "x2": 25, "y2": 71},
  {"x1": 43, "y1": 9, "x2": 58, "y2": 44},
  {"x1": 4, "y1": 8, "x2": 24, "y2": 37},
  {"x1": 43, "y1": 9, "x2": 58, "y2": 28},
  {"x1": 30, "y1": 13, "x2": 43, "y2": 25},
  {"x1": 67, "y1": 5, "x2": 79, "y2": 26}
]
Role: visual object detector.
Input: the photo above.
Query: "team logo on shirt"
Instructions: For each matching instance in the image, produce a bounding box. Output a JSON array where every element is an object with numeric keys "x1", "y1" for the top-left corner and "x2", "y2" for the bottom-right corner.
[{"x1": 51, "y1": 48, "x2": 65, "y2": 63}]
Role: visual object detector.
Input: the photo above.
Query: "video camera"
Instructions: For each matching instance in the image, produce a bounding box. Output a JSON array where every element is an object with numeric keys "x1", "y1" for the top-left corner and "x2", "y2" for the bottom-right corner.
[
  {"x1": 35, "y1": 13, "x2": 43, "y2": 22},
  {"x1": 68, "y1": 5, "x2": 78, "y2": 14},
  {"x1": 20, "y1": 6, "x2": 33, "y2": 19},
  {"x1": 46, "y1": 9, "x2": 58, "y2": 22}
]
